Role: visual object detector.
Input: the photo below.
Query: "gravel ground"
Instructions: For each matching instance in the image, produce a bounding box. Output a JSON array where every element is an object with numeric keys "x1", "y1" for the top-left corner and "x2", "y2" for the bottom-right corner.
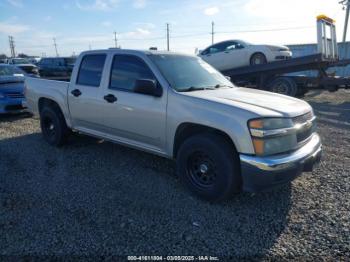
[{"x1": 0, "y1": 90, "x2": 349, "y2": 260}]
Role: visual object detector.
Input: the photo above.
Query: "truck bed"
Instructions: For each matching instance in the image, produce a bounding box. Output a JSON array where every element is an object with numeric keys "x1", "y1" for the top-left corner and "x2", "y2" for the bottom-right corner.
[{"x1": 25, "y1": 77, "x2": 70, "y2": 117}]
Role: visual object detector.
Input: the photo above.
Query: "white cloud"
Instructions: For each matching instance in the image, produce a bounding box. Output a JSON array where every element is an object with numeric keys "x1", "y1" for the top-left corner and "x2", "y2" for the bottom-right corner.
[
  {"x1": 6, "y1": 0, "x2": 23, "y2": 8},
  {"x1": 44, "y1": 16, "x2": 52, "y2": 22},
  {"x1": 123, "y1": 28, "x2": 151, "y2": 38},
  {"x1": 101, "y1": 21, "x2": 112, "y2": 27},
  {"x1": 133, "y1": 22, "x2": 155, "y2": 29},
  {"x1": 244, "y1": 0, "x2": 339, "y2": 19},
  {"x1": 204, "y1": 6, "x2": 219, "y2": 16},
  {"x1": 0, "y1": 21, "x2": 30, "y2": 34},
  {"x1": 133, "y1": 0, "x2": 146, "y2": 9},
  {"x1": 76, "y1": 0, "x2": 119, "y2": 11}
]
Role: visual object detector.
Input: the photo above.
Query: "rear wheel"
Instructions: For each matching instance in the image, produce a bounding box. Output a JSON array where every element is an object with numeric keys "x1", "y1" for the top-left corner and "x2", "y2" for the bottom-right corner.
[
  {"x1": 250, "y1": 53, "x2": 267, "y2": 65},
  {"x1": 40, "y1": 105, "x2": 70, "y2": 147},
  {"x1": 267, "y1": 77, "x2": 298, "y2": 97},
  {"x1": 176, "y1": 133, "x2": 241, "y2": 201}
]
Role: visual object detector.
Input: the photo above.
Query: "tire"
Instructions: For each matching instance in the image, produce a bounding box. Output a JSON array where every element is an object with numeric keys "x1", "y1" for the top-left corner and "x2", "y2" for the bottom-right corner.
[
  {"x1": 176, "y1": 133, "x2": 241, "y2": 201},
  {"x1": 250, "y1": 53, "x2": 267, "y2": 65},
  {"x1": 267, "y1": 77, "x2": 298, "y2": 97},
  {"x1": 40, "y1": 105, "x2": 70, "y2": 147}
]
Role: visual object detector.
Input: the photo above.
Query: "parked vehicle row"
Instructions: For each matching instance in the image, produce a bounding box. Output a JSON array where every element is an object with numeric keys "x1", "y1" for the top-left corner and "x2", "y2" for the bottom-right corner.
[
  {"x1": 25, "y1": 49, "x2": 322, "y2": 201},
  {"x1": 1, "y1": 57, "x2": 77, "y2": 81},
  {"x1": 6, "y1": 58, "x2": 40, "y2": 77},
  {"x1": 37, "y1": 57, "x2": 76, "y2": 81}
]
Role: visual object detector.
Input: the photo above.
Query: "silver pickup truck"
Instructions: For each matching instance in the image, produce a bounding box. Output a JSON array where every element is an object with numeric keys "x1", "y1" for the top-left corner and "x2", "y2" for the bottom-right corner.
[{"x1": 25, "y1": 49, "x2": 322, "y2": 201}]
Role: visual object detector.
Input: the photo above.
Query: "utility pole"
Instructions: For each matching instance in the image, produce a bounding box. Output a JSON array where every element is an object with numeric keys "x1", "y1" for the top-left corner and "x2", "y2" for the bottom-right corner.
[
  {"x1": 53, "y1": 38, "x2": 59, "y2": 57},
  {"x1": 166, "y1": 23, "x2": 170, "y2": 51},
  {"x1": 89, "y1": 44, "x2": 92, "y2": 50},
  {"x1": 114, "y1": 31, "x2": 118, "y2": 48},
  {"x1": 8, "y1": 36, "x2": 15, "y2": 57},
  {"x1": 211, "y1": 21, "x2": 215, "y2": 45},
  {"x1": 341, "y1": 0, "x2": 350, "y2": 42}
]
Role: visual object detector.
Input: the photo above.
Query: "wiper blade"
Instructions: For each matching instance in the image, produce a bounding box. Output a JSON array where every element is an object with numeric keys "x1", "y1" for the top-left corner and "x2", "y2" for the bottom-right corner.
[
  {"x1": 213, "y1": 84, "x2": 233, "y2": 89},
  {"x1": 179, "y1": 86, "x2": 215, "y2": 92}
]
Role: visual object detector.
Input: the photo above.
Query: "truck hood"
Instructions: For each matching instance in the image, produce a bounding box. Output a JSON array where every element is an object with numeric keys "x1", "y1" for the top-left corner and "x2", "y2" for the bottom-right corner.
[{"x1": 181, "y1": 87, "x2": 312, "y2": 117}]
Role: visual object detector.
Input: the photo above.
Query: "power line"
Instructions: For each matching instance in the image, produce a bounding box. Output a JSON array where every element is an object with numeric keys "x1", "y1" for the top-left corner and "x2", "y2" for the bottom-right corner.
[
  {"x1": 170, "y1": 26, "x2": 313, "y2": 39},
  {"x1": 217, "y1": 26, "x2": 314, "y2": 34}
]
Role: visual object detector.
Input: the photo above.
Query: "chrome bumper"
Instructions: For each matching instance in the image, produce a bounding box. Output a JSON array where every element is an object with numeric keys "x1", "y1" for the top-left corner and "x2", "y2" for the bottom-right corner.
[{"x1": 239, "y1": 133, "x2": 322, "y2": 192}]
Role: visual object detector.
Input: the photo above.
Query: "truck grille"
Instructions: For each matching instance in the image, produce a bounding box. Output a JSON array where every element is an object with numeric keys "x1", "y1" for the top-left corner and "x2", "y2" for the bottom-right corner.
[
  {"x1": 292, "y1": 112, "x2": 315, "y2": 145},
  {"x1": 292, "y1": 111, "x2": 314, "y2": 125},
  {"x1": 5, "y1": 92, "x2": 25, "y2": 99}
]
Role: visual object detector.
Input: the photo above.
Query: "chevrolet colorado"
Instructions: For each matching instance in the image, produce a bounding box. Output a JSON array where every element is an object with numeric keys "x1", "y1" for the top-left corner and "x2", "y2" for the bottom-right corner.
[{"x1": 25, "y1": 49, "x2": 322, "y2": 201}]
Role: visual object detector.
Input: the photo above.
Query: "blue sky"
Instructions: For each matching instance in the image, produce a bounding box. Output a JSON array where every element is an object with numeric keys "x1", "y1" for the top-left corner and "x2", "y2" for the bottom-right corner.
[{"x1": 0, "y1": 0, "x2": 347, "y2": 56}]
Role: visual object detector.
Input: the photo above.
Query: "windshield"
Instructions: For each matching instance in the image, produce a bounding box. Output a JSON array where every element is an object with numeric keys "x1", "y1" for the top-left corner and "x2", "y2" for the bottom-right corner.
[
  {"x1": 149, "y1": 54, "x2": 234, "y2": 92},
  {"x1": 64, "y1": 57, "x2": 76, "y2": 65},
  {"x1": 0, "y1": 65, "x2": 25, "y2": 76},
  {"x1": 12, "y1": 58, "x2": 30, "y2": 64}
]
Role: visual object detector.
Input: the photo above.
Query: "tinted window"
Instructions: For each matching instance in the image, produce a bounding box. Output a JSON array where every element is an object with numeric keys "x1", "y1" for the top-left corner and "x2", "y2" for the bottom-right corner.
[
  {"x1": 207, "y1": 43, "x2": 228, "y2": 54},
  {"x1": 109, "y1": 55, "x2": 155, "y2": 91},
  {"x1": 64, "y1": 57, "x2": 76, "y2": 65},
  {"x1": 77, "y1": 54, "x2": 106, "y2": 87},
  {"x1": 225, "y1": 41, "x2": 244, "y2": 50},
  {"x1": 40, "y1": 58, "x2": 51, "y2": 65},
  {"x1": 0, "y1": 65, "x2": 25, "y2": 76},
  {"x1": 52, "y1": 59, "x2": 63, "y2": 66}
]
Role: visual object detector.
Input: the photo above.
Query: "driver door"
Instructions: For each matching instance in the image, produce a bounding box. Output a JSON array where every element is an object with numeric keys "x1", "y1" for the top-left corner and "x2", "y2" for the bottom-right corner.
[{"x1": 96, "y1": 54, "x2": 167, "y2": 153}]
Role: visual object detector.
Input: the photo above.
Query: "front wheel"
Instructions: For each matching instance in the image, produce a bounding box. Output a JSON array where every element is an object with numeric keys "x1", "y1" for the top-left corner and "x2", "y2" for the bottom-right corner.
[
  {"x1": 176, "y1": 133, "x2": 241, "y2": 201},
  {"x1": 250, "y1": 53, "x2": 267, "y2": 65}
]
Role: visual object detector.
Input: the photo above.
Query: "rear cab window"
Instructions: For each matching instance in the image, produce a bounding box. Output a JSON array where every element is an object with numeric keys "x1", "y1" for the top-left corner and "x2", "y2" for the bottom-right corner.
[{"x1": 76, "y1": 54, "x2": 106, "y2": 87}]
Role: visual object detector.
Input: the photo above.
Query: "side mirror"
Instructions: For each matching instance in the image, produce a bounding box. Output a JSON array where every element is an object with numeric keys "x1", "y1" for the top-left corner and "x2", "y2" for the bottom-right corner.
[{"x1": 134, "y1": 79, "x2": 162, "y2": 97}]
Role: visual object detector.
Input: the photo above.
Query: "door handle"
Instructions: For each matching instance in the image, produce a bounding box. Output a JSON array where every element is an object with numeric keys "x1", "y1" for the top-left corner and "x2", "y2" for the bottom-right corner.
[
  {"x1": 71, "y1": 89, "x2": 82, "y2": 97},
  {"x1": 104, "y1": 94, "x2": 117, "y2": 103}
]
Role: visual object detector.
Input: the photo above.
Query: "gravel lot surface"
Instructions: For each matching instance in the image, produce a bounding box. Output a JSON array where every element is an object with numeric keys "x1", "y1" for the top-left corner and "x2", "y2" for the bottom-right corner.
[{"x1": 0, "y1": 90, "x2": 349, "y2": 260}]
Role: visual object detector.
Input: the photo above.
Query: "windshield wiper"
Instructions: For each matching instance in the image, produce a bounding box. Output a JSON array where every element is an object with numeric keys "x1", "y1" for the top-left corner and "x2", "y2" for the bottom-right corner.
[
  {"x1": 179, "y1": 86, "x2": 216, "y2": 92},
  {"x1": 213, "y1": 84, "x2": 233, "y2": 89}
]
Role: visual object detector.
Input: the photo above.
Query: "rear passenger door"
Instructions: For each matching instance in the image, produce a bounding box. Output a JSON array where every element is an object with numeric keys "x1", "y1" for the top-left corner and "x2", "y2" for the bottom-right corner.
[
  {"x1": 98, "y1": 54, "x2": 167, "y2": 153},
  {"x1": 68, "y1": 53, "x2": 107, "y2": 132}
]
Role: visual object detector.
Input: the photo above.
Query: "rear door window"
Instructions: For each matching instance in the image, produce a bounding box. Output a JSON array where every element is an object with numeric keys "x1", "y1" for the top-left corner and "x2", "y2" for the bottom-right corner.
[{"x1": 76, "y1": 54, "x2": 106, "y2": 87}]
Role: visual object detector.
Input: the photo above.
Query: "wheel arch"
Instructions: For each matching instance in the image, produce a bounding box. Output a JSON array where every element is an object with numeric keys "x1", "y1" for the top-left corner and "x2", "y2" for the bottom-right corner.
[
  {"x1": 250, "y1": 52, "x2": 267, "y2": 64},
  {"x1": 172, "y1": 122, "x2": 238, "y2": 159},
  {"x1": 38, "y1": 97, "x2": 71, "y2": 127}
]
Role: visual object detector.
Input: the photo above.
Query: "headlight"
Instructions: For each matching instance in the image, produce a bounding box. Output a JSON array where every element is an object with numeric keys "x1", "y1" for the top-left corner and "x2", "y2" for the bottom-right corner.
[{"x1": 248, "y1": 118, "x2": 297, "y2": 156}]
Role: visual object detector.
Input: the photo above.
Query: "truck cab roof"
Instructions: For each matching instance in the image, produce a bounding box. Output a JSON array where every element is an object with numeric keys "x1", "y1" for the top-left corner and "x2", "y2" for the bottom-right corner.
[{"x1": 81, "y1": 48, "x2": 195, "y2": 57}]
